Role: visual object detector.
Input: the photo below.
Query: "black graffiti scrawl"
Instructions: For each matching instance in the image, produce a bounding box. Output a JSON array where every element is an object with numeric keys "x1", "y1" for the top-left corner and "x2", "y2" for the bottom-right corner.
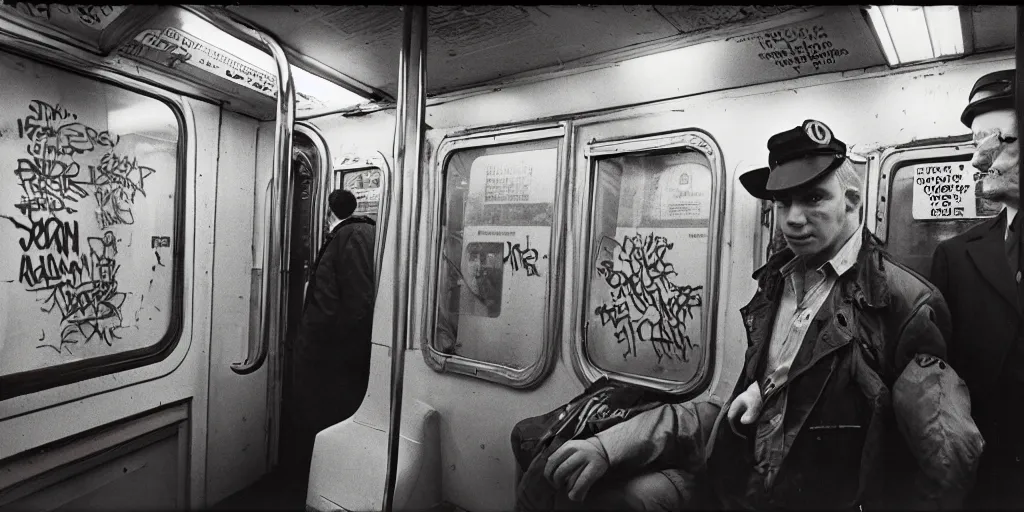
[
  {"x1": 594, "y1": 232, "x2": 703, "y2": 363},
  {"x1": 503, "y1": 235, "x2": 546, "y2": 277},
  {"x1": 5, "y1": 99, "x2": 155, "y2": 356}
]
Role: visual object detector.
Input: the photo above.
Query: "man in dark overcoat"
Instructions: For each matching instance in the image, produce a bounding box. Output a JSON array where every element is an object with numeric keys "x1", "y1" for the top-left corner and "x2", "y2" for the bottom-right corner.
[
  {"x1": 930, "y1": 68, "x2": 1022, "y2": 509},
  {"x1": 282, "y1": 188, "x2": 376, "y2": 495},
  {"x1": 540, "y1": 121, "x2": 984, "y2": 510}
]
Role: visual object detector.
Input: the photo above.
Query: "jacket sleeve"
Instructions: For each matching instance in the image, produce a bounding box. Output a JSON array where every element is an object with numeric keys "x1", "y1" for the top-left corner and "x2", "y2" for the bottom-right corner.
[
  {"x1": 891, "y1": 289, "x2": 984, "y2": 509},
  {"x1": 893, "y1": 354, "x2": 985, "y2": 509},
  {"x1": 891, "y1": 287, "x2": 952, "y2": 373},
  {"x1": 591, "y1": 400, "x2": 721, "y2": 475}
]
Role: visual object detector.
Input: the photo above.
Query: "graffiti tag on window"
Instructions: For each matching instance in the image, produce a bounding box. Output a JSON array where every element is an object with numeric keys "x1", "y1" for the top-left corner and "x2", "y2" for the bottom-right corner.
[
  {"x1": 4, "y1": 100, "x2": 157, "y2": 356},
  {"x1": 503, "y1": 235, "x2": 545, "y2": 277},
  {"x1": 593, "y1": 232, "x2": 703, "y2": 363}
]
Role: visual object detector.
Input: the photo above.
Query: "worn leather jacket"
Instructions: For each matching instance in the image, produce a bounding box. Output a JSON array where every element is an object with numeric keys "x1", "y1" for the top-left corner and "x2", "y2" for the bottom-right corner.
[{"x1": 594, "y1": 229, "x2": 984, "y2": 510}]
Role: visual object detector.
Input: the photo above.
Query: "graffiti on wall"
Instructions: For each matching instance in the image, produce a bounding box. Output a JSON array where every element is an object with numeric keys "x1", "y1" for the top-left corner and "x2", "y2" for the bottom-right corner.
[
  {"x1": 593, "y1": 232, "x2": 703, "y2": 363},
  {"x1": 13, "y1": 4, "x2": 126, "y2": 30},
  {"x1": 5, "y1": 99, "x2": 156, "y2": 356}
]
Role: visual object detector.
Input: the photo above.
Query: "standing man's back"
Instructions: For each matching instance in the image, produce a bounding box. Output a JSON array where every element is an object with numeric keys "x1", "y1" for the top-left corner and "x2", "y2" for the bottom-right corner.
[{"x1": 282, "y1": 188, "x2": 376, "y2": 494}]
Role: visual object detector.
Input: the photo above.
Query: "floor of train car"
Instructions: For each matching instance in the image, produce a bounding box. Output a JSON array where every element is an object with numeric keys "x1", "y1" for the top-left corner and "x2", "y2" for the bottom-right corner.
[{"x1": 210, "y1": 468, "x2": 306, "y2": 511}]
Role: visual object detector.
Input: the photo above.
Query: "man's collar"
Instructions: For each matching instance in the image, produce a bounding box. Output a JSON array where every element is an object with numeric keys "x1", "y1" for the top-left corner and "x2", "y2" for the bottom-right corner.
[
  {"x1": 1007, "y1": 204, "x2": 1019, "y2": 226},
  {"x1": 328, "y1": 218, "x2": 342, "y2": 232},
  {"x1": 755, "y1": 227, "x2": 890, "y2": 309}
]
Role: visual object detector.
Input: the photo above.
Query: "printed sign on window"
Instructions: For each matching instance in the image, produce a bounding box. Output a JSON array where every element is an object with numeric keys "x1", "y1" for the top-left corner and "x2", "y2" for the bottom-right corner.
[
  {"x1": 343, "y1": 168, "x2": 382, "y2": 218},
  {"x1": 653, "y1": 163, "x2": 713, "y2": 221},
  {"x1": 911, "y1": 162, "x2": 980, "y2": 219},
  {"x1": 470, "y1": 149, "x2": 557, "y2": 206}
]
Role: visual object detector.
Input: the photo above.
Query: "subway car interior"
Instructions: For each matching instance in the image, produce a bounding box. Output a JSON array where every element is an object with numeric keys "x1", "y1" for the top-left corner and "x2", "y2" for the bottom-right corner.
[{"x1": 0, "y1": 4, "x2": 1021, "y2": 511}]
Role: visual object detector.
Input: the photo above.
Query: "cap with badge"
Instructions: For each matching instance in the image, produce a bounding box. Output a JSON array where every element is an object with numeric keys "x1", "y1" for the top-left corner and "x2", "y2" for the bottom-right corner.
[
  {"x1": 961, "y1": 68, "x2": 1015, "y2": 128},
  {"x1": 740, "y1": 119, "x2": 848, "y2": 200}
]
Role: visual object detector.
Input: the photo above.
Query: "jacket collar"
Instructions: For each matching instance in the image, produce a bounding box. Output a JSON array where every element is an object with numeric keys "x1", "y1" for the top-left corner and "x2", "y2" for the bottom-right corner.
[
  {"x1": 331, "y1": 215, "x2": 376, "y2": 236},
  {"x1": 754, "y1": 228, "x2": 890, "y2": 310},
  {"x1": 963, "y1": 209, "x2": 1005, "y2": 242}
]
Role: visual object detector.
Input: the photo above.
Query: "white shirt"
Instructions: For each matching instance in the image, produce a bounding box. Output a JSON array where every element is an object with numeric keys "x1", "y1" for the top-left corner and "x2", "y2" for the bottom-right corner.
[{"x1": 762, "y1": 227, "x2": 863, "y2": 397}]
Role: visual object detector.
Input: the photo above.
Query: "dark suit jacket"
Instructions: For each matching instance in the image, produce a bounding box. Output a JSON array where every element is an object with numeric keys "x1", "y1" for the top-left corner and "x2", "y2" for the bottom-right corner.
[
  {"x1": 930, "y1": 209, "x2": 1024, "y2": 506},
  {"x1": 930, "y1": 210, "x2": 1021, "y2": 412}
]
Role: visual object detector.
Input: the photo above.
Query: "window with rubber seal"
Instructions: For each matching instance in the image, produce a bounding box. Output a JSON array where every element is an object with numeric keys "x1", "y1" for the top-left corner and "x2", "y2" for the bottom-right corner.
[
  {"x1": 585, "y1": 149, "x2": 714, "y2": 385},
  {"x1": 0, "y1": 50, "x2": 183, "y2": 398},
  {"x1": 433, "y1": 138, "x2": 559, "y2": 373}
]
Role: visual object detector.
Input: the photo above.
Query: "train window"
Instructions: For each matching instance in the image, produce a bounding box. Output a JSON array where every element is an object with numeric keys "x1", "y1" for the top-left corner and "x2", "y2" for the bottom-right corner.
[
  {"x1": 427, "y1": 128, "x2": 564, "y2": 388},
  {"x1": 338, "y1": 167, "x2": 383, "y2": 223},
  {"x1": 0, "y1": 50, "x2": 184, "y2": 399},
  {"x1": 877, "y1": 142, "x2": 999, "y2": 277},
  {"x1": 575, "y1": 131, "x2": 724, "y2": 394}
]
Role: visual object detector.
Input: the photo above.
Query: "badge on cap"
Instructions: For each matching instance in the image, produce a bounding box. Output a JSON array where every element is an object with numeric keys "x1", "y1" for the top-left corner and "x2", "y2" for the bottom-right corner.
[{"x1": 803, "y1": 120, "x2": 832, "y2": 145}]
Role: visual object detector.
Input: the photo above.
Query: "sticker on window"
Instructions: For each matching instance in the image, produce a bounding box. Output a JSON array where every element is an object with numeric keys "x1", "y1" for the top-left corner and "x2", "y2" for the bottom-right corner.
[
  {"x1": 911, "y1": 162, "x2": 985, "y2": 219},
  {"x1": 343, "y1": 168, "x2": 382, "y2": 220},
  {"x1": 461, "y1": 242, "x2": 504, "y2": 318}
]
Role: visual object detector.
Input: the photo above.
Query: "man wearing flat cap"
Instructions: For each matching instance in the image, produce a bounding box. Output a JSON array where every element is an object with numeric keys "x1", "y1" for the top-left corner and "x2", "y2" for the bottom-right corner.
[
  {"x1": 540, "y1": 121, "x2": 983, "y2": 510},
  {"x1": 930, "y1": 68, "x2": 1023, "y2": 509}
]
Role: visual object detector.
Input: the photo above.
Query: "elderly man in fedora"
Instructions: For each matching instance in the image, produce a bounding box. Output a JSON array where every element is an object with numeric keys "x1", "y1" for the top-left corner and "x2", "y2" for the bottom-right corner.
[
  {"x1": 930, "y1": 68, "x2": 1022, "y2": 509},
  {"x1": 541, "y1": 121, "x2": 983, "y2": 510}
]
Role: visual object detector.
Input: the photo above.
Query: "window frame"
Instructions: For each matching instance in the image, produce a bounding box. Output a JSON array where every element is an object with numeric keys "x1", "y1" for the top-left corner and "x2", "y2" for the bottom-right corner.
[
  {"x1": 571, "y1": 129, "x2": 726, "y2": 396},
  {"x1": 874, "y1": 136, "x2": 976, "y2": 243},
  {"x1": 422, "y1": 124, "x2": 567, "y2": 389},
  {"x1": 0, "y1": 48, "x2": 188, "y2": 401}
]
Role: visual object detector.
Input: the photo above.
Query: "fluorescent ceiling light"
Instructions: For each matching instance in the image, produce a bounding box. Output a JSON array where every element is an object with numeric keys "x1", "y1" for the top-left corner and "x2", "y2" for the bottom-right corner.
[
  {"x1": 177, "y1": 14, "x2": 367, "y2": 114},
  {"x1": 866, "y1": 5, "x2": 964, "y2": 66}
]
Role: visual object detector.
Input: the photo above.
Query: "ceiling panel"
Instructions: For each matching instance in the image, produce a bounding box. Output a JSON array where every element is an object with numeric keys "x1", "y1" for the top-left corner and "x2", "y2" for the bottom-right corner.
[
  {"x1": 654, "y1": 5, "x2": 799, "y2": 33},
  {"x1": 971, "y1": 5, "x2": 1016, "y2": 52},
  {"x1": 224, "y1": 5, "x2": 820, "y2": 98},
  {"x1": 225, "y1": 5, "x2": 402, "y2": 97}
]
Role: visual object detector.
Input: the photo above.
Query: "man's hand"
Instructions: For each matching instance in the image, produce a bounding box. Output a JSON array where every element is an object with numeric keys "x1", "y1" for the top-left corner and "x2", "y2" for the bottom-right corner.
[
  {"x1": 728, "y1": 381, "x2": 763, "y2": 426},
  {"x1": 543, "y1": 438, "x2": 610, "y2": 502}
]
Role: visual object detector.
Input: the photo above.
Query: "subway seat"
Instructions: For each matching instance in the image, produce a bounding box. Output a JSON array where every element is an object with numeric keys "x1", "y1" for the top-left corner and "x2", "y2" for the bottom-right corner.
[{"x1": 306, "y1": 344, "x2": 441, "y2": 512}]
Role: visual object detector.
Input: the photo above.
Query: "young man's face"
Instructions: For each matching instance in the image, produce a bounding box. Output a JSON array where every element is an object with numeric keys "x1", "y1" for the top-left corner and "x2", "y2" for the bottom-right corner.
[
  {"x1": 971, "y1": 109, "x2": 1020, "y2": 205},
  {"x1": 773, "y1": 169, "x2": 854, "y2": 261}
]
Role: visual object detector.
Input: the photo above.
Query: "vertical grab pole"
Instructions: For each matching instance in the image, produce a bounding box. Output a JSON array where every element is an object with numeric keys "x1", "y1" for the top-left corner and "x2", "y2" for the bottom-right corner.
[{"x1": 383, "y1": 5, "x2": 427, "y2": 512}]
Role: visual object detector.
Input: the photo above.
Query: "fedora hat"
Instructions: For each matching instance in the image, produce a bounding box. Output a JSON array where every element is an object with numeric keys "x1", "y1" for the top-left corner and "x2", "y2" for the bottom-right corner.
[
  {"x1": 739, "y1": 119, "x2": 848, "y2": 200},
  {"x1": 961, "y1": 68, "x2": 1015, "y2": 127}
]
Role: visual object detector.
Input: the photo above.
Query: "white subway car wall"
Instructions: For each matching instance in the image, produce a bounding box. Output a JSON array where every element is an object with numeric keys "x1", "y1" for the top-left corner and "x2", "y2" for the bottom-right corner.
[{"x1": 307, "y1": 50, "x2": 1013, "y2": 512}]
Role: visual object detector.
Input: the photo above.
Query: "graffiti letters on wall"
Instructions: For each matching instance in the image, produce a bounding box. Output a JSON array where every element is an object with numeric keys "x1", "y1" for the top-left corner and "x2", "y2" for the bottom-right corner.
[
  {"x1": 120, "y1": 27, "x2": 277, "y2": 96},
  {"x1": 734, "y1": 24, "x2": 852, "y2": 74},
  {"x1": 593, "y1": 232, "x2": 703, "y2": 363},
  {"x1": 3, "y1": 100, "x2": 154, "y2": 355},
  {"x1": 13, "y1": 3, "x2": 127, "y2": 30}
]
